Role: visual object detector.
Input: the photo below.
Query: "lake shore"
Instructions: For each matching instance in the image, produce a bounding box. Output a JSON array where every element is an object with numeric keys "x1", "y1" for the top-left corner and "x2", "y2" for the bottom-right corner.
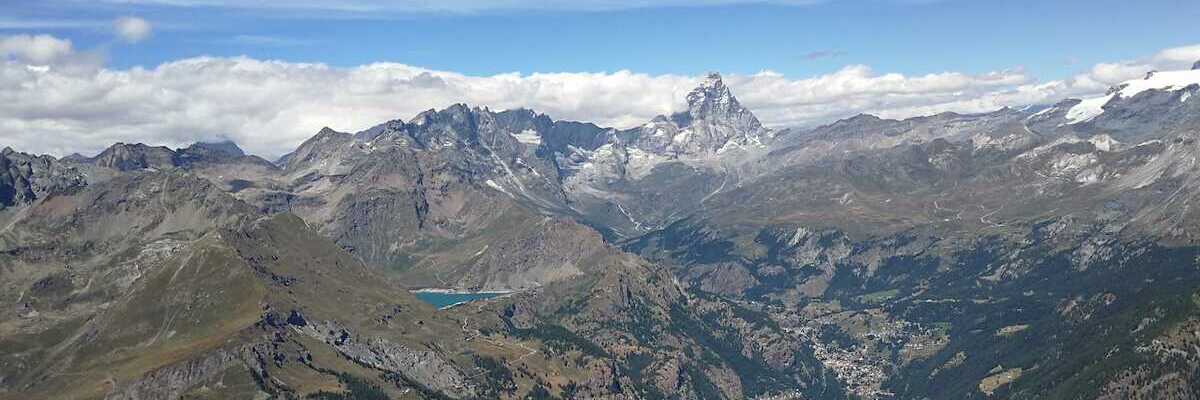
[{"x1": 410, "y1": 288, "x2": 518, "y2": 310}]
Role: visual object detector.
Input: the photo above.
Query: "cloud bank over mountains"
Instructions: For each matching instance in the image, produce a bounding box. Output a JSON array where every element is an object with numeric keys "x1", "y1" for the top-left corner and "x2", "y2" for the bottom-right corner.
[{"x1": 1, "y1": 31, "x2": 1198, "y2": 158}]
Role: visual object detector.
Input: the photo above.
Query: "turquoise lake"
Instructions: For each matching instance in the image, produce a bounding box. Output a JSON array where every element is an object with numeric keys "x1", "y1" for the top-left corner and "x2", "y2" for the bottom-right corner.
[{"x1": 412, "y1": 291, "x2": 504, "y2": 309}]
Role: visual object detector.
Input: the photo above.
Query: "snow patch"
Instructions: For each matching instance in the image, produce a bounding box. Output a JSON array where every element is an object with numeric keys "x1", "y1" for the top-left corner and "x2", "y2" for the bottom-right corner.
[
  {"x1": 1075, "y1": 167, "x2": 1103, "y2": 184},
  {"x1": 971, "y1": 132, "x2": 1026, "y2": 151},
  {"x1": 624, "y1": 147, "x2": 667, "y2": 180},
  {"x1": 1018, "y1": 136, "x2": 1084, "y2": 160},
  {"x1": 1065, "y1": 94, "x2": 1113, "y2": 124},
  {"x1": 614, "y1": 201, "x2": 646, "y2": 231},
  {"x1": 511, "y1": 129, "x2": 542, "y2": 145},
  {"x1": 1089, "y1": 135, "x2": 1119, "y2": 152},
  {"x1": 1042, "y1": 150, "x2": 1104, "y2": 185},
  {"x1": 1026, "y1": 105, "x2": 1055, "y2": 120},
  {"x1": 672, "y1": 130, "x2": 692, "y2": 144},
  {"x1": 485, "y1": 179, "x2": 514, "y2": 197},
  {"x1": 1049, "y1": 152, "x2": 1099, "y2": 182}
]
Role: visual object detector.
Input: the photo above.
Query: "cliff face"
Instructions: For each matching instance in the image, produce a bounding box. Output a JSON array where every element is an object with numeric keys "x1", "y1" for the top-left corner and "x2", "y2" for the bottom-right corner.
[{"x1": 0, "y1": 148, "x2": 85, "y2": 209}]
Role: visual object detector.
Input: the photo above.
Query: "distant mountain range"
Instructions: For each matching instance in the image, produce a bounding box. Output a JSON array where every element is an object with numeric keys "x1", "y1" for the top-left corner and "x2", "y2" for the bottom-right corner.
[{"x1": 4, "y1": 63, "x2": 1200, "y2": 399}]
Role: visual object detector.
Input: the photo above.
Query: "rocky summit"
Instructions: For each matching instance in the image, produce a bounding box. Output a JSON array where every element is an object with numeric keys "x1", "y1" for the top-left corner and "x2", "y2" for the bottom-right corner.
[
  {"x1": 5, "y1": 65, "x2": 1200, "y2": 400},
  {"x1": 625, "y1": 73, "x2": 771, "y2": 156}
]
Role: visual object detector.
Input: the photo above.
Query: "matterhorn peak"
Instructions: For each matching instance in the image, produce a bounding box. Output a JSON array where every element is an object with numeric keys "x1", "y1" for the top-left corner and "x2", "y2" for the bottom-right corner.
[
  {"x1": 685, "y1": 72, "x2": 744, "y2": 120},
  {"x1": 620, "y1": 72, "x2": 771, "y2": 156},
  {"x1": 681, "y1": 71, "x2": 764, "y2": 134},
  {"x1": 700, "y1": 71, "x2": 725, "y2": 89}
]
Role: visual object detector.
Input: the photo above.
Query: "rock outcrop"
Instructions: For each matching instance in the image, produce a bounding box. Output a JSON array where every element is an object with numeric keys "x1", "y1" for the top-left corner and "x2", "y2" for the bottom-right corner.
[
  {"x1": 92, "y1": 142, "x2": 178, "y2": 171},
  {"x1": 0, "y1": 147, "x2": 85, "y2": 208}
]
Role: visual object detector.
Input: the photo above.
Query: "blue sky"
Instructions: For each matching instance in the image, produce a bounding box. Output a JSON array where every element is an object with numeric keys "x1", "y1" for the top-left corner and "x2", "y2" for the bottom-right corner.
[
  {"x1": 6, "y1": 0, "x2": 1199, "y2": 79},
  {"x1": 2, "y1": 0, "x2": 1200, "y2": 157}
]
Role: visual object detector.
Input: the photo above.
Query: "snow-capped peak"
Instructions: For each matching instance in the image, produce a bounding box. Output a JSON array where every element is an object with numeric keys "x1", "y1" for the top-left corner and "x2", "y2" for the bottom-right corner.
[
  {"x1": 617, "y1": 72, "x2": 771, "y2": 157},
  {"x1": 1064, "y1": 67, "x2": 1200, "y2": 125},
  {"x1": 1113, "y1": 69, "x2": 1200, "y2": 99},
  {"x1": 684, "y1": 72, "x2": 758, "y2": 126},
  {"x1": 696, "y1": 72, "x2": 724, "y2": 92}
]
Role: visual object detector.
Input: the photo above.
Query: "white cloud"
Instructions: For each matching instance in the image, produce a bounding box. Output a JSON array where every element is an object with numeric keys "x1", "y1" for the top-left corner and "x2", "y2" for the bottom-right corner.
[
  {"x1": 113, "y1": 17, "x2": 152, "y2": 43},
  {"x1": 1152, "y1": 44, "x2": 1200, "y2": 67},
  {"x1": 0, "y1": 34, "x2": 73, "y2": 64},
  {"x1": 1060, "y1": 45, "x2": 1200, "y2": 92},
  {"x1": 0, "y1": 34, "x2": 1197, "y2": 160}
]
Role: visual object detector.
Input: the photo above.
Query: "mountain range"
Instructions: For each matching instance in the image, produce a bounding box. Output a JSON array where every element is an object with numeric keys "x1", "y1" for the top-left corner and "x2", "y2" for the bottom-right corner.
[{"x1": 4, "y1": 64, "x2": 1200, "y2": 399}]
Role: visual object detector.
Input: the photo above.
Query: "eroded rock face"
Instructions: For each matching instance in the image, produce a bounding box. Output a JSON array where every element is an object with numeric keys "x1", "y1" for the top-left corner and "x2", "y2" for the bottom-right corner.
[
  {"x1": 92, "y1": 143, "x2": 179, "y2": 171},
  {"x1": 296, "y1": 320, "x2": 477, "y2": 399},
  {"x1": 693, "y1": 262, "x2": 760, "y2": 296},
  {"x1": 0, "y1": 147, "x2": 85, "y2": 209},
  {"x1": 180, "y1": 140, "x2": 245, "y2": 159},
  {"x1": 107, "y1": 345, "x2": 260, "y2": 400}
]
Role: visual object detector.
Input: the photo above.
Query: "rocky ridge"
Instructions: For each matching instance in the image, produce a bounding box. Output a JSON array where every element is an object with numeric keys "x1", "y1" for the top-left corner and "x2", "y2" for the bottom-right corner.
[
  {"x1": 0, "y1": 147, "x2": 86, "y2": 209},
  {"x1": 7, "y1": 63, "x2": 1200, "y2": 399}
]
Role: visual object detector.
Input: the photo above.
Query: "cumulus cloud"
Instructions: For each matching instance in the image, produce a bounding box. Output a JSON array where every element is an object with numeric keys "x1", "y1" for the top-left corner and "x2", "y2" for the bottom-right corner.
[
  {"x1": 0, "y1": 34, "x2": 73, "y2": 64},
  {"x1": 1152, "y1": 44, "x2": 1200, "y2": 67},
  {"x1": 0, "y1": 34, "x2": 1197, "y2": 160},
  {"x1": 113, "y1": 17, "x2": 152, "y2": 43},
  {"x1": 1062, "y1": 45, "x2": 1200, "y2": 91}
]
